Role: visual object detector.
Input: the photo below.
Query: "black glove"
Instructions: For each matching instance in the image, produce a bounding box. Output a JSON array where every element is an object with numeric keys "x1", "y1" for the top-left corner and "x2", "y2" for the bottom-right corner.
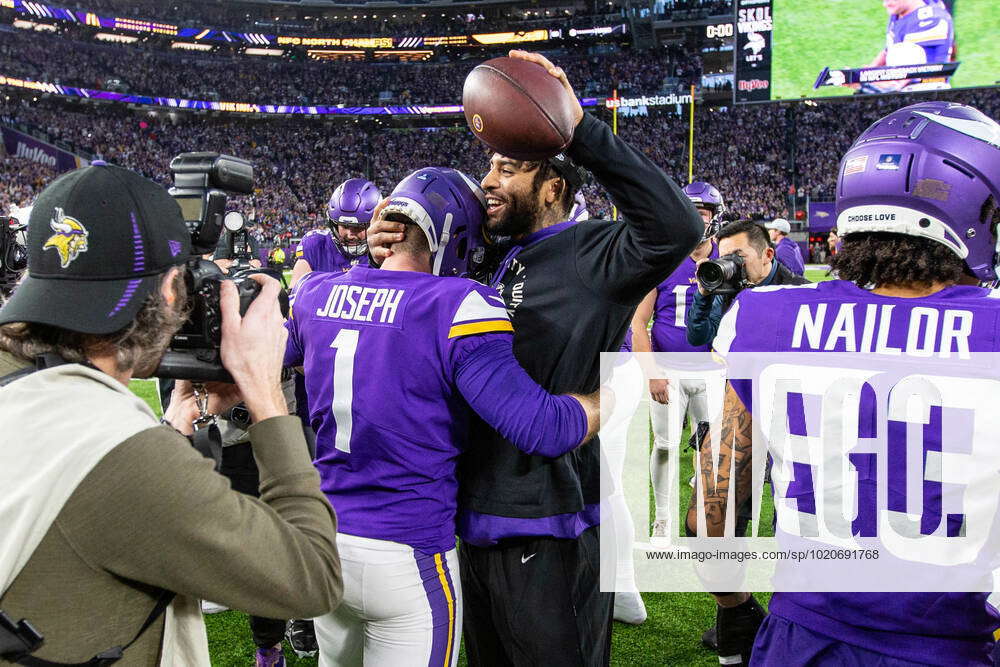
[{"x1": 715, "y1": 594, "x2": 766, "y2": 665}]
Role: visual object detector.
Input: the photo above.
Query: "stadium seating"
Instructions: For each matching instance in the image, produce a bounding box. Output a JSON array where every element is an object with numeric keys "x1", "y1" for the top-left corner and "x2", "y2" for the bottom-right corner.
[
  {"x1": 0, "y1": 30, "x2": 700, "y2": 105},
  {"x1": 4, "y1": 87, "x2": 996, "y2": 243}
]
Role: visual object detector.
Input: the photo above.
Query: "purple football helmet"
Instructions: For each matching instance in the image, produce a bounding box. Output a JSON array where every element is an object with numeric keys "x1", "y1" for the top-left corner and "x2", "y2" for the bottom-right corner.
[
  {"x1": 569, "y1": 191, "x2": 589, "y2": 222},
  {"x1": 683, "y1": 181, "x2": 727, "y2": 240},
  {"x1": 837, "y1": 101, "x2": 1000, "y2": 281},
  {"x1": 380, "y1": 167, "x2": 486, "y2": 277},
  {"x1": 327, "y1": 178, "x2": 381, "y2": 258}
]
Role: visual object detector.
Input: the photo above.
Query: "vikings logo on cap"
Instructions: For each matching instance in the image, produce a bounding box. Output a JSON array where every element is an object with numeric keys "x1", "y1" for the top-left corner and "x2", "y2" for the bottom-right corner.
[{"x1": 43, "y1": 207, "x2": 89, "y2": 268}]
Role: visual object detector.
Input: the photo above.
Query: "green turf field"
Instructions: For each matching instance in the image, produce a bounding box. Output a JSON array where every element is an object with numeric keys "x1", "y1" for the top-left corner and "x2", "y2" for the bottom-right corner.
[
  {"x1": 128, "y1": 391, "x2": 777, "y2": 665},
  {"x1": 130, "y1": 404, "x2": 765, "y2": 666},
  {"x1": 771, "y1": 0, "x2": 999, "y2": 100},
  {"x1": 128, "y1": 267, "x2": 833, "y2": 665},
  {"x1": 805, "y1": 266, "x2": 830, "y2": 283}
]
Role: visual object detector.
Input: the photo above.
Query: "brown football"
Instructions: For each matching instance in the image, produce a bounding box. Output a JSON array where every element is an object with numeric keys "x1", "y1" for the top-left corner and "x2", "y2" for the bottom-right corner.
[{"x1": 462, "y1": 56, "x2": 576, "y2": 161}]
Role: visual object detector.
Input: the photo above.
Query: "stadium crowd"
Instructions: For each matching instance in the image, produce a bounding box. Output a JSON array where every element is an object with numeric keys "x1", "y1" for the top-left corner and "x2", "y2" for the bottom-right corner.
[
  {"x1": 59, "y1": 0, "x2": 733, "y2": 35},
  {"x1": 0, "y1": 156, "x2": 52, "y2": 217},
  {"x1": 2, "y1": 86, "x2": 997, "y2": 245},
  {"x1": 0, "y1": 29, "x2": 701, "y2": 105},
  {"x1": 2, "y1": 23, "x2": 1000, "y2": 664},
  {"x1": 796, "y1": 87, "x2": 1000, "y2": 200}
]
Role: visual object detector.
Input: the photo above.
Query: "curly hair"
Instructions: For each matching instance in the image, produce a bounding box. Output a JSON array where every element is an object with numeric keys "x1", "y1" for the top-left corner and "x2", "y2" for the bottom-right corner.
[
  {"x1": 530, "y1": 160, "x2": 578, "y2": 218},
  {"x1": 0, "y1": 269, "x2": 188, "y2": 377},
  {"x1": 830, "y1": 232, "x2": 967, "y2": 288}
]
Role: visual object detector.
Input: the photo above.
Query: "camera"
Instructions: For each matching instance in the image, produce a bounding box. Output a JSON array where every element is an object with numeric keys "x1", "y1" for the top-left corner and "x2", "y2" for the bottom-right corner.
[
  {"x1": 168, "y1": 152, "x2": 253, "y2": 256},
  {"x1": 696, "y1": 253, "x2": 749, "y2": 295},
  {"x1": 156, "y1": 152, "x2": 287, "y2": 382},
  {"x1": 221, "y1": 211, "x2": 256, "y2": 267},
  {"x1": 1, "y1": 215, "x2": 28, "y2": 303}
]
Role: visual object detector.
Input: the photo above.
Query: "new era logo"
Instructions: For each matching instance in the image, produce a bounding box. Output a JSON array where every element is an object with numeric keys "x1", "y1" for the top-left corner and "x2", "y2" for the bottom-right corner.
[{"x1": 168, "y1": 240, "x2": 183, "y2": 257}]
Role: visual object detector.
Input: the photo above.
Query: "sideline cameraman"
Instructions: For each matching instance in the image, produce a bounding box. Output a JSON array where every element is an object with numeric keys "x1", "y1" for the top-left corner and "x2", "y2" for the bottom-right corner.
[
  {"x1": 212, "y1": 226, "x2": 262, "y2": 272},
  {"x1": 0, "y1": 164, "x2": 342, "y2": 664},
  {"x1": 1, "y1": 215, "x2": 27, "y2": 304},
  {"x1": 686, "y1": 221, "x2": 809, "y2": 347}
]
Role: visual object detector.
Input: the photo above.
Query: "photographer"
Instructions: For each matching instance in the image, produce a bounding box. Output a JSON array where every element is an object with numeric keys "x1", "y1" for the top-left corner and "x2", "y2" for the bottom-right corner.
[
  {"x1": 0, "y1": 215, "x2": 27, "y2": 304},
  {"x1": 686, "y1": 221, "x2": 809, "y2": 348},
  {"x1": 212, "y1": 223, "x2": 262, "y2": 273},
  {"x1": 0, "y1": 164, "x2": 342, "y2": 664}
]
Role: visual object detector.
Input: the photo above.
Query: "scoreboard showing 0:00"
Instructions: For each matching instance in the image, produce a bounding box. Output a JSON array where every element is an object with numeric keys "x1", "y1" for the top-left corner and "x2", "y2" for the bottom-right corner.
[{"x1": 734, "y1": 0, "x2": 1000, "y2": 104}]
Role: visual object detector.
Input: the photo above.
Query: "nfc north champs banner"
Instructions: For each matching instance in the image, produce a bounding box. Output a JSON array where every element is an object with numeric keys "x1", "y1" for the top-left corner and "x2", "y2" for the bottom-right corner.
[
  {"x1": 734, "y1": 0, "x2": 774, "y2": 103},
  {"x1": 2, "y1": 125, "x2": 88, "y2": 172}
]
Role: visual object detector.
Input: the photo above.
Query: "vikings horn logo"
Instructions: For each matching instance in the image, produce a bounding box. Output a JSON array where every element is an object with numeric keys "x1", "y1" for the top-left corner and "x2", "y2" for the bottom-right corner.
[{"x1": 43, "y1": 207, "x2": 89, "y2": 268}]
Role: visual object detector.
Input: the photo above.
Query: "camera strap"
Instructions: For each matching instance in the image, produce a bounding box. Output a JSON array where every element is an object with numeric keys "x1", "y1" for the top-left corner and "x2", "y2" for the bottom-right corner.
[
  {"x1": 189, "y1": 383, "x2": 223, "y2": 471},
  {"x1": 0, "y1": 354, "x2": 90, "y2": 388},
  {"x1": 0, "y1": 589, "x2": 175, "y2": 666},
  {"x1": 1, "y1": 355, "x2": 179, "y2": 665}
]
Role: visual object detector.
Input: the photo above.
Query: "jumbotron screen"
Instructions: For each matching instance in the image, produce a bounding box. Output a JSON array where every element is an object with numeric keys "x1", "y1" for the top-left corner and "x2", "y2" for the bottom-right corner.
[{"x1": 734, "y1": 0, "x2": 999, "y2": 103}]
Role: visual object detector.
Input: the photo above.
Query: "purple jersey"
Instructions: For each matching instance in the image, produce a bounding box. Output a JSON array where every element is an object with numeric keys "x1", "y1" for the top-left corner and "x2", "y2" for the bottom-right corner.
[
  {"x1": 651, "y1": 250, "x2": 716, "y2": 353},
  {"x1": 773, "y1": 237, "x2": 805, "y2": 277},
  {"x1": 295, "y1": 229, "x2": 369, "y2": 274},
  {"x1": 716, "y1": 280, "x2": 1000, "y2": 663},
  {"x1": 887, "y1": 0, "x2": 954, "y2": 65},
  {"x1": 284, "y1": 267, "x2": 515, "y2": 554},
  {"x1": 620, "y1": 328, "x2": 632, "y2": 352}
]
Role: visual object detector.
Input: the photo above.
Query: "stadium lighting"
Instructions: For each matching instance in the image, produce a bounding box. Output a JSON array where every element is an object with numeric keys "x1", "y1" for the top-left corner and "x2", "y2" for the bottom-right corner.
[
  {"x1": 171, "y1": 41, "x2": 213, "y2": 51},
  {"x1": 95, "y1": 32, "x2": 139, "y2": 43},
  {"x1": 12, "y1": 19, "x2": 57, "y2": 32},
  {"x1": 245, "y1": 48, "x2": 284, "y2": 57}
]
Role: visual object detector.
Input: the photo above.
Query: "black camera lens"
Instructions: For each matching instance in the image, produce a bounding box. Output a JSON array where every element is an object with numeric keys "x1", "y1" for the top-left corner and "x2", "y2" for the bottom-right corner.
[
  {"x1": 696, "y1": 261, "x2": 726, "y2": 291},
  {"x1": 697, "y1": 259, "x2": 736, "y2": 291},
  {"x1": 696, "y1": 254, "x2": 745, "y2": 295}
]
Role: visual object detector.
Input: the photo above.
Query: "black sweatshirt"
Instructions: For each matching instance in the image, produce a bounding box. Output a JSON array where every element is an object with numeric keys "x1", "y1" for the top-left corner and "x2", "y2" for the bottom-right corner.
[{"x1": 457, "y1": 113, "x2": 703, "y2": 536}]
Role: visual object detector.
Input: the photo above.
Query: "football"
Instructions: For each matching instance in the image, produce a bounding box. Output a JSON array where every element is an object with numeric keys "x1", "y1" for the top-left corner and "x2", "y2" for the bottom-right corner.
[{"x1": 462, "y1": 56, "x2": 576, "y2": 161}]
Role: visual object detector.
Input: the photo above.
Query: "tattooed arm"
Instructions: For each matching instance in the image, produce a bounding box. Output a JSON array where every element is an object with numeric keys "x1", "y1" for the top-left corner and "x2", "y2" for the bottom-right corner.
[
  {"x1": 685, "y1": 381, "x2": 755, "y2": 609},
  {"x1": 685, "y1": 381, "x2": 754, "y2": 537}
]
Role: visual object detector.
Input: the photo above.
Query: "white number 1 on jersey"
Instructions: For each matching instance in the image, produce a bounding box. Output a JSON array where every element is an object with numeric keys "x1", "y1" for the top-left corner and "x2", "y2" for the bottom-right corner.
[
  {"x1": 330, "y1": 328, "x2": 359, "y2": 453},
  {"x1": 673, "y1": 285, "x2": 691, "y2": 328}
]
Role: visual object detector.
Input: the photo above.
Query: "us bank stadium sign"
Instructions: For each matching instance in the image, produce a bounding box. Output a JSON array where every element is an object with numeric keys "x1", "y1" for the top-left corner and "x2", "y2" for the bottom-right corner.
[
  {"x1": 605, "y1": 93, "x2": 693, "y2": 116},
  {"x1": 733, "y1": 0, "x2": 773, "y2": 104}
]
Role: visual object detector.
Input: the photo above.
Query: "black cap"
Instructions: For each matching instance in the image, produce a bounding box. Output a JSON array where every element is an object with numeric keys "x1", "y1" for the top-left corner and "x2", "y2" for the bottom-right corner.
[{"x1": 0, "y1": 163, "x2": 191, "y2": 334}]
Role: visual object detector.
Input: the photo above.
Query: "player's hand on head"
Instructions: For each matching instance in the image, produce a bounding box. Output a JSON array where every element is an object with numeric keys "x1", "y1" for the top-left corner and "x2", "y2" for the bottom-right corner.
[
  {"x1": 366, "y1": 198, "x2": 406, "y2": 265},
  {"x1": 219, "y1": 274, "x2": 288, "y2": 422},
  {"x1": 508, "y1": 49, "x2": 583, "y2": 127},
  {"x1": 649, "y1": 378, "x2": 669, "y2": 404}
]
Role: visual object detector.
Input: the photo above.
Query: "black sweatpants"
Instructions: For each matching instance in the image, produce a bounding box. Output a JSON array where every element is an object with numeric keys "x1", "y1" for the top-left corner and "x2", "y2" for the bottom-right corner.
[
  {"x1": 219, "y1": 442, "x2": 287, "y2": 649},
  {"x1": 459, "y1": 525, "x2": 613, "y2": 667}
]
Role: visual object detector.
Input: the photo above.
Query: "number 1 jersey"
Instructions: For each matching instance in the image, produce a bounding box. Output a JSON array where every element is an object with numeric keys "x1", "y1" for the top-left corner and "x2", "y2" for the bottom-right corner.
[
  {"x1": 651, "y1": 253, "x2": 715, "y2": 354},
  {"x1": 284, "y1": 266, "x2": 513, "y2": 554}
]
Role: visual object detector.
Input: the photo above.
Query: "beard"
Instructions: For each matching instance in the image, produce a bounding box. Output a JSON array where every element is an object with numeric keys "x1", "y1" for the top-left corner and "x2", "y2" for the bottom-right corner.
[{"x1": 485, "y1": 190, "x2": 541, "y2": 239}]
